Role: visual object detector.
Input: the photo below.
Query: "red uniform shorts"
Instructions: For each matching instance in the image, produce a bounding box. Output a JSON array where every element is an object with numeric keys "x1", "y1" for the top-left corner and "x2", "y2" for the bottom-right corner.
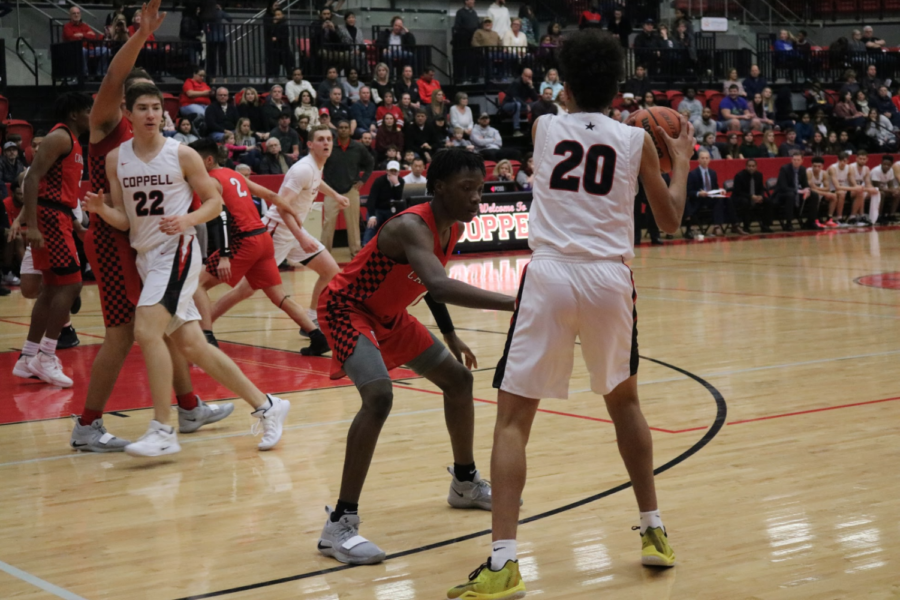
[
  {"x1": 31, "y1": 204, "x2": 81, "y2": 286},
  {"x1": 205, "y1": 232, "x2": 282, "y2": 290},
  {"x1": 84, "y1": 224, "x2": 143, "y2": 328},
  {"x1": 318, "y1": 290, "x2": 436, "y2": 380}
]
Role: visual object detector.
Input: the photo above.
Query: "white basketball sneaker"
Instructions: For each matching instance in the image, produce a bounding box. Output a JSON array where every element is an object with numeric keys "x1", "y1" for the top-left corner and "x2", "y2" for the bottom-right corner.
[
  {"x1": 317, "y1": 506, "x2": 386, "y2": 565},
  {"x1": 27, "y1": 352, "x2": 73, "y2": 388},
  {"x1": 12, "y1": 354, "x2": 36, "y2": 379},
  {"x1": 125, "y1": 420, "x2": 181, "y2": 457},
  {"x1": 447, "y1": 466, "x2": 494, "y2": 510},
  {"x1": 177, "y1": 398, "x2": 235, "y2": 433},
  {"x1": 70, "y1": 417, "x2": 130, "y2": 452},
  {"x1": 251, "y1": 395, "x2": 290, "y2": 450}
]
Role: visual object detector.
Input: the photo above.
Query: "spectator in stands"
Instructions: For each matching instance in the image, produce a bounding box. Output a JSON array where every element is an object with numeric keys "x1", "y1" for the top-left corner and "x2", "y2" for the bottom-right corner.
[
  {"x1": 794, "y1": 112, "x2": 813, "y2": 147},
  {"x1": 672, "y1": 19, "x2": 696, "y2": 67},
  {"x1": 262, "y1": 85, "x2": 293, "y2": 131},
  {"x1": 732, "y1": 159, "x2": 767, "y2": 232},
  {"x1": 64, "y1": 6, "x2": 108, "y2": 78},
  {"x1": 812, "y1": 109, "x2": 829, "y2": 136},
  {"x1": 341, "y1": 68, "x2": 364, "y2": 104},
  {"x1": 516, "y1": 153, "x2": 534, "y2": 190},
  {"x1": 205, "y1": 4, "x2": 232, "y2": 79},
  {"x1": 579, "y1": 2, "x2": 602, "y2": 30},
  {"x1": 774, "y1": 29, "x2": 795, "y2": 53},
  {"x1": 433, "y1": 115, "x2": 451, "y2": 147},
  {"x1": 840, "y1": 69, "x2": 861, "y2": 99},
  {"x1": 633, "y1": 19, "x2": 661, "y2": 74},
  {"x1": 641, "y1": 91, "x2": 657, "y2": 109},
  {"x1": 807, "y1": 81, "x2": 830, "y2": 115},
  {"x1": 405, "y1": 110, "x2": 439, "y2": 163},
  {"x1": 322, "y1": 120, "x2": 373, "y2": 256},
  {"x1": 472, "y1": 112, "x2": 508, "y2": 161},
  {"x1": 376, "y1": 145, "x2": 401, "y2": 170},
  {"x1": 5, "y1": 135, "x2": 26, "y2": 169},
  {"x1": 794, "y1": 29, "x2": 811, "y2": 52},
  {"x1": 472, "y1": 16, "x2": 501, "y2": 50},
  {"x1": 722, "y1": 68, "x2": 746, "y2": 96},
  {"x1": 680, "y1": 87, "x2": 703, "y2": 124},
  {"x1": 855, "y1": 89, "x2": 870, "y2": 115},
  {"x1": 0, "y1": 142, "x2": 24, "y2": 187},
  {"x1": 750, "y1": 92, "x2": 775, "y2": 130},
  {"x1": 205, "y1": 87, "x2": 238, "y2": 142},
  {"x1": 377, "y1": 91, "x2": 405, "y2": 128},
  {"x1": 400, "y1": 157, "x2": 425, "y2": 185},
  {"x1": 743, "y1": 65, "x2": 767, "y2": 99},
  {"x1": 173, "y1": 118, "x2": 199, "y2": 145},
  {"x1": 363, "y1": 161, "x2": 404, "y2": 246},
  {"x1": 359, "y1": 132, "x2": 377, "y2": 162},
  {"x1": 237, "y1": 87, "x2": 269, "y2": 140},
  {"x1": 312, "y1": 9, "x2": 345, "y2": 69},
  {"x1": 699, "y1": 132, "x2": 722, "y2": 160},
  {"x1": 724, "y1": 133, "x2": 742, "y2": 159},
  {"x1": 517, "y1": 5, "x2": 537, "y2": 44},
  {"x1": 617, "y1": 93, "x2": 635, "y2": 122},
  {"x1": 233, "y1": 118, "x2": 261, "y2": 168},
  {"x1": 180, "y1": 67, "x2": 213, "y2": 120},
  {"x1": 286, "y1": 68, "x2": 316, "y2": 106},
  {"x1": 531, "y1": 87, "x2": 558, "y2": 119},
  {"x1": 488, "y1": 0, "x2": 511, "y2": 39},
  {"x1": 453, "y1": 0, "x2": 481, "y2": 84},
  {"x1": 394, "y1": 65, "x2": 421, "y2": 108},
  {"x1": 295, "y1": 90, "x2": 319, "y2": 127},
  {"x1": 775, "y1": 151, "x2": 820, "y2": 231},
  {"x1": 450, "y1": 127, "x2": 476, "y2": 151},
  {"x1": 871, "y1": 85, "x2": 898, "y2": 126},
  {"x1": 861, "y1": 26, "x2": 885, "y2": 53},
  {"x1": 606, "y1": 8, "x2": 630, "y2": 47},
  {"x1": 502, "y1": 67, "x2": 539, "y2": 136},
  {"x1": 257, "y1": 138, "x2": 294, "y2": 175},
  {"x1": 417, "y1": 67, "x2": 442, "y2": 106},
  {"x1": 739, "y1": 131, "x2": 762, "y2": 158},
  {"x1": 449, "y1": 92, "x2": 473, "y2": 136},
  {"x1": 266, "y1": 9, "x2": 294, "y2": 79},
  {"x1": 318, "y1": 67, "x2": 342, "y2": 104},
  {"x1": 865, "y1": 108, "x2": 898, "y2": 151},
  {"x1": 179, "y1": 4, "x2": 203, "y2": 65},
  {"x1": 694, "y1": 106, "x2": 718, "y2": 143},
  {"x1": 684, "y1": 149, "x2": 719, "y2": 239},
  {"x1": 109, "y1": 16, "x2": 129, "y2": 44},
  {"x1": 840, "y1": 130, "x2": 857, "y2": 154},
  {"x1": 835, "y1": 90, "x2": 867, "y2": 130},
  {"x1": 778, "y1": 128, "x2": 803, "y2": 156},
  {"x1": 399, "y1": 93, "x2": 416, "y2": 128},
  {"x1": 360, "y1": 63, "x2": 388, "y2": 106},
  {"x1": 269, "y1": 113, "x2": 300, "y2": 161},
  {"x1": 339, "y1": 11, "x2": 366, "y2": 48},
  {"x1": 426, "y1": 89, "x2": 448, "y2": 124},
  {"x1": 350, "y1": 87, "x2": 378, "y2": 139},
  {"x1": 503, "y1": 18, "x2": 529, "y2": 59},
  {"x1": 625, "y1": 65, "x2": 652, "y2": 103},
  {"x1": 297, "y1": 115, "x2": 310, "y2": 146},
  {"x1": 719, "y1": 84, "x2": 760, "y2": 132},
  {"x1": 377, "y1": 16, "x2": 416, "y2": 68},
  {"x1": 808, "y1": 131, "x2": 828, "y2": 156},
  {"x1": 323, "y1": 87, "x2": 351, "y2": 125},
  {"x1": 825, "y1": 131, "x2": 841, "y2": 155},
  {"x1": 493, "y1": 160, "x2": 514, "y2": 182},
  {"x1": 847, "y1": 29, "x2": 867, "y2": 58},
  {"x1": 861, "y1": 65, "x2": 883, "y2": 99},
  {"x1": 540, "y1": 69, "x2": 563, "y2": 100}
]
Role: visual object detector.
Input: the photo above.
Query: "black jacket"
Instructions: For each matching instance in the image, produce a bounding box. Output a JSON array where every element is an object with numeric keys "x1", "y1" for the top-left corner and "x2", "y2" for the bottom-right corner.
[
  {"x1": 376, "y1": 28, "x2": 416, "y2": 48},
  {"x1": 504, "y1": 78, "x2": 539, "y2": 104},
  {"x1": 257, "y1": 152, "x2": 294, "y2": 175},
  {"x1": 394, "y1": 79, "x2": 420, "y2": 105},
  {"x1": 775, "y1": 163, "x2": 809, "y2": 200},
  {"x1": 625, "y1": 77, "x2": 652, "y2": 100},
  {"x1": 368, "y1": 174, "x2": 404, "y2": 212},
  {"x1": 732, "y1": 169, "x2": 765, "y2": 201},
  {"x1": 405, "y1": 123, "x2": 440, "y2": 156},
  {"x1": 262, "y1": 101, "x2": 293, "y2": 131},
  {"x1": 237, "y1": 103, "x2": 267, "y2": 134},
  {"x1": 0, "y1": 158, "x2": 24, "y2": 186},
  {"x1": 606, "y1": 16, "x2": 632, "y2": 47},
  {"x1": 204, "y1": 102, "x2": 238, "y2": 134},
  {"x1": 323, "y1": 139, "x2": 375, "y2": 194},
  {"x1": 452, "y1": 6, "x2": 480, "y2": 47}
]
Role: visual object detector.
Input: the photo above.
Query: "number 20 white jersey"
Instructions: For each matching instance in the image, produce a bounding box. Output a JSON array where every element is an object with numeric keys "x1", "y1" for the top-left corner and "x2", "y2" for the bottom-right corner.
[
  {"x1": 117, "y1": 137, "x2": 196, "y2": 253},
  {"x1": 530, "y1": 112, "x2": 644, "y2": 261}
]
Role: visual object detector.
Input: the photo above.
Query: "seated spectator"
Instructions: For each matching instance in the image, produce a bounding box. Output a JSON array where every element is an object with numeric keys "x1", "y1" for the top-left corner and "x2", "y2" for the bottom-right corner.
[
  {"x1": 262, "y1": 84, "x2": 293, "y2": 131},
  {"x1": 269, "y1": 113, "x2": 300, "y2": 161},
  {"x1": 426, "y1": 89, "x2": 448, "y2": 124},
  {"x1": 871, "y1": 85, "x2": 898, "y2": 127},
  {"x1": 739, "y1": 131, "x2": 762, "y2": 158},
  {"x1": 722, "y1": 68, "x2": 746, "y2": 96},
  {"x1": 294, "y1": 90, "x2": 319, "y2": 127},
  {"x1": 861, "y1": 64, "x2": 883, "y2": 99},
  {"x1": 743, "y1": 64, "x2": 767, "y2": 99},
  {"x1": 806, "y1": 81, "x2": 830, "y2": 114},
  {"x1": 750, "y1": 93, "x2": 775, "y2": 130},
  {"x1": 257, "y1": 138, "x2": 294, "y2": 174},
  {"x1": 812, "y1": 109, "x2": 829, "y2": 136},
  {"x1": 681, "y1": 87, "x2": 703, "y2": 124},
  {"x1": 359, "y1": 131, "x2": 377, "y2": 163},
  {"x1": 825, "y1": 131, "x2": 842, "y2": 155},
  {"x1": 0, "y1": 142, "x2": 25, "y2": 186},
  {"x1": 694, "y1": 106, "x2": 718, "y2": 143},
  {"x1": 578, "y1": 3, "x2": 602, "y2": 29},
  {"x1": 417, "y1": 66, "x2": 442, "y2": 106},
  {"x1": 339, "y1": 11, "x2": 366, "y2": 48},
  {"x1": 839, "y1": 130, "x2": 857, "y2": 154},
  {"x1": 377, "y1": 16, "x2": 416, "y2": 68},
  {"x1": 794, "y1": 113, "x2": 814, "y2": 147},
  {"x1": 502, "y1": 18, "x2": 528, "y2": 56},
  {"x1": 774, "y1": 29, "x2": 795, "y2": 54},
  {"x1": 405, "y1": 110, "x2": 440, "y2": 163},
  {"x1": 808, "y1": 131, "x2": 828, "y2": 157},
  {"x1": 449, "y1": 92, "x2": 474, "y2": 136},
  {"x1": 449, "y1": 127, "x2": 476, "y2": 151},
  {"x1": 377, "y1": 91, "x2": 405, "y2": 128},
  {"x1": 108, "y1": 16, "x2": 130, "y2": 44},
  {"x1": 516, "y1": 153, "x2": 534, "y2": 190},
  {"x1": 363, "y1": 161, "x2": 405, "y2": 246},
  {"x1": 472, "y1": 15, "x2": 501, "y2": 49},
  {"x1": 619, "y1": 93, "x2": 637, "y2": 122},
  {"x1": 502, "y1": 67, "x2": 539, "y2": 136},
  {"x1": 228, "y1": 123, "x2": 261, "y2": 170},
  {"x1": 855, "y1": 90, "x2": 870, "y2": 115},
  {"x1": 323, "y1": 87, "x2": 351, "y2": 124},
  {"x1": 285, "y1": 67, "x2": 316, "y2": 106},
  {"x1": 719, "y1": 84, "x2": 759, "y2": 132},
  {"x1": 532, "y1": 87, "x2": 559, "y2": 119},
  {"x1": 641, "y1": 91, "x2": 657, "y2": 109},
  {"x1": 234, "y1": 118, "x2": 259, "y2": 150},
  {"x1": 471, "y1": 112, "x2": 519, "y2": 161},
  {"x1": 375, "y1": 113, "x2": 405, "y2": 160},
  {"x1": 375, "y1": 145, "x2": 401, "y2": 170},
  {"x1": 318, "y1": 66, "x2": 342, "y2": 102},
  {"x1": 403, "y1": 157, "x2": 428, "y2": 184},
  {"x1": 835, "y1": 91, "x2": 867, "y2": 131},
  {"x1": 162, "y1": 110, "x2": 177, "y2": 137},
  {"x1": 340, "y1": 68, "x2": 364, "y2": 105},
  {"x1": 732, "y1": 158, "x2": 767, "y2": 232},
  {"x1": 865, "y1": 108, "x2": 897, "y2": 151},
  {"x1": 180, "y1": 67, "x2": 213, "y2": 119},
  {"x1": 319, "y1": 108, "x2": 336, "y2": 133},
  {"x1": 775, "y1": 151, "x2": 820, "y2": 231},
  {"x1": 296, "y1": 116, "x2": 310, "y2": 147},
  {"x1": 399, "y1": 93, "x2": 416, "y2": 128},
  {"x1": 64, "y1": 6, "x2": 108, "y2": 78},
  {"x1": 401, "y1": 150, "x2": 416, "y2": 171},
  {"x1": 204, "y1": 87, "x2": 238, "y2": 142},
  {"x1": 369, "y1": 62, "x2": 393, "y2": 105},
  {"x1": 625, "y1": 65, "x2": 652, "y2": 101},
  {"x1": 760, "y1": 129, "x2": 779, "y2": 157},
  {"x1": 173, "y1": 118, "x2": 199, "y2": 144},
  {"x1": 556, "y1": 89, "x2": 569, "y2": 114},
  {"x1": 779, "y1": 128, "x2": 803, "y2": 157},
  {"x1": 394, "y1": 65, "x2": 421, "y2": 107},
  {"x1": 540, "y1": 69, "x2": 563, "y2": 100},
  {"x1": 433, "y1": 115, "x2": 450, "y2": 147},
  {"x1": 350, "y1": 86, "x2": 378, "y2": 138},
  {"x1": 724, "y1": 133, "x2": 742, "y2": 159},
  {"x1": 4, "y1": 135, "x2": 27, "y2": 169},
  {"x1": 310, "y1": 12, "x2": 345, "y2": 72},
  {"x1": 839, "y1": 68, "x2": 861, "y2": 99},
  {"x1": 698, "y1": 132, "x2": 722, "y2": 160},
  {"x1": 237, "y1": 87, "x2": 268, "y2": 139},
  {"x1": 493, "y1": 159, "x2": 514, "y2": 181}
]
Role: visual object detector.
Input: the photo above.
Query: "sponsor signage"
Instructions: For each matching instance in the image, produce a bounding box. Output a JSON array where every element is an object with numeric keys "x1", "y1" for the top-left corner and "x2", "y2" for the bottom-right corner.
[{"x1": 457, "y1": 192, "x2": 532, "y2": 253}]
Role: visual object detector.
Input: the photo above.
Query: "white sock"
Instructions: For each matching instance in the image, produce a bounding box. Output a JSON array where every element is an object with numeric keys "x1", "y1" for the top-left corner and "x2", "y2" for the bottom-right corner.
[
  {"x1": 869, "y1": 193, "x2": 881, "y2": 223},
  {"x1": 22, "y1": 340, "x2": 39, "y2": 357},
  {"x1": 62, "y1": 321, "x2": 71, "y2": 328},
  {"x1": 39, "y1": 336, "x2": 58, "y2": 357},
  {"x1": 491, "y1": 539, "x2": 517, "y2": 569},
  {"x1": 640, "y1": 510, "x2": 664, "y2": 534}
]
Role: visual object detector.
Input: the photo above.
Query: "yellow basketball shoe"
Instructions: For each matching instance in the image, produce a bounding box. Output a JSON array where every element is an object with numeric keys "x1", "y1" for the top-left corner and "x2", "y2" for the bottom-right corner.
[
  {"x1": 638, "y1": 526, "x2": 676, "y2": 567},
  {"x1": 447, "y1": 559, "x2": 526, "y2": 600}
]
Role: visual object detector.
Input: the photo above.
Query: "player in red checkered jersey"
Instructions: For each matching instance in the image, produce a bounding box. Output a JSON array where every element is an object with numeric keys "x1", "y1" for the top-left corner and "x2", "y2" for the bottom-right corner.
[
  {"x1": 70, "y1": 0, "x2": 230, "y2": 454},
  {"x1": 11, "y1": 92, "x2": 91, "y2": 389},
  {"x1": 314, "y1": 149, "x2": 517, "y2": 565}
]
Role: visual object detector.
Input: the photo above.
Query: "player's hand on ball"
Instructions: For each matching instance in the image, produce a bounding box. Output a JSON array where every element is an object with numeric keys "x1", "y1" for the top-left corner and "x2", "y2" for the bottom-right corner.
[
  {"x1": 159, "y1": 215, "x2": 190, "y2": 235},
  {"x1": 444, "y1": 331, "x2": 478, "y2": 370},
  {"x1": 659, "y1": 116, "x2": 694, "y2": 166},
  {"x1": 336, "y1": 194, "x2": 350, "y2": 209}
]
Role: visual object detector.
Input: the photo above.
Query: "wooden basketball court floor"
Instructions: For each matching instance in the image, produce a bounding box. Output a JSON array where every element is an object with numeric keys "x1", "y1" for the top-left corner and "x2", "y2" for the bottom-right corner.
[{"x1": 2, "y1": 227, "x2": 900, "y2": 600}]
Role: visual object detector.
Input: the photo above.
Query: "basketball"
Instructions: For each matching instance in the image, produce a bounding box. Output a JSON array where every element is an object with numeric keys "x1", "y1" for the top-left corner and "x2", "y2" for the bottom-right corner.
[{"x1": 629, "y1": 106, "x2": 682, "y2": 173}]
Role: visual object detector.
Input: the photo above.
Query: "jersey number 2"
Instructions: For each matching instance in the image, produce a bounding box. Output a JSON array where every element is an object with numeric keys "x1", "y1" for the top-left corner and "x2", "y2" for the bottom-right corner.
[
  {"x1": 229, "y1": 178, "x2": 249, "y2": 198},
  {"x1": 133, "y1": 191, "x2": 165, "y2": 216},
  {"x1": 548, "y1": 141, "x2": 617, "y2": 195}
]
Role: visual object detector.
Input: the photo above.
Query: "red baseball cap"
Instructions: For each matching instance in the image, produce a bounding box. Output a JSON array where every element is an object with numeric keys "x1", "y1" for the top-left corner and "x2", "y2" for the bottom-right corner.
[{"x1": 319, "y1": 107, "x2": 330, "y2": 115}]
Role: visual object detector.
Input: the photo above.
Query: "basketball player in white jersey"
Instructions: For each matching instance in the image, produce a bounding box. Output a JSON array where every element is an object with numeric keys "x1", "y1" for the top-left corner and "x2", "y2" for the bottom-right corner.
[
  {"x1": 448, "y1": 30, "x2": 694, "y2": 599},
  {"x1": 209, "y1": 125, "x2": 345, "y2": 351},
  {"x1": 827, "y1": 152, "x2": 860, "y2": 225},
  {"x1": 807, "y1": 156, "x2": 839, "y2": 228},
  {"x1": 83, "y1": 83, "x2": 290, "y2": 457},
  {"x1": 871, "y1": 154, "x2": 900, "y2": 222},
  {"x1": 848, "y1": 150, "x2": 878, "y2": 225}
]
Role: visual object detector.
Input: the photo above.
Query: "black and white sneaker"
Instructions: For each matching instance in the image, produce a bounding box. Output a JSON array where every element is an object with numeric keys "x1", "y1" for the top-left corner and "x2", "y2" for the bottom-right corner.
[
  {"x1": 300, "y1": 330, "x2": 330, "y2": 356},
  {"x1": 57, "y1": 326, "x2": 80, "y2": 350}
]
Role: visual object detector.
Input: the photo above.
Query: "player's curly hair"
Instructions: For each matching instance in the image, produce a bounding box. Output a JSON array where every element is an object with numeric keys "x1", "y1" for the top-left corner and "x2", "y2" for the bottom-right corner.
[
  {"x1": 426, "y1": 148, "x2": 485, "y2": 196},
  {"x1": 557, "y1": 29, "x2": 624, "y2": 113},
  {"x1": 54, "y1": 92, "x2": 93, "y2": 123}
]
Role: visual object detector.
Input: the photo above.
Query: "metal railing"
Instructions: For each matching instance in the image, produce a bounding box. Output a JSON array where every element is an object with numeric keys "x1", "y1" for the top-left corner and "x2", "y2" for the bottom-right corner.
[{"x1": 15, "y1": 37, "x2": 39, "y2": 86}]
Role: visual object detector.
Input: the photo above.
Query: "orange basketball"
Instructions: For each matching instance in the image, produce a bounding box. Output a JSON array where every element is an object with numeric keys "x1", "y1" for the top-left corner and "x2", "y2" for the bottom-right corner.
[{"x1": 629, "y1": 106, "x2": 682, "y2": 173}]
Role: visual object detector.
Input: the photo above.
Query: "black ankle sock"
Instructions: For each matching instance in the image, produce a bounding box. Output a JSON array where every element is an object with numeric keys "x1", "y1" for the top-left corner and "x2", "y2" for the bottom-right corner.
[
  {"x1": 454, "y1": 462, "x2": 477, "y2": 482},
  {"x1": 331, "y1": 500, "x2": 359, "y2": 522}
]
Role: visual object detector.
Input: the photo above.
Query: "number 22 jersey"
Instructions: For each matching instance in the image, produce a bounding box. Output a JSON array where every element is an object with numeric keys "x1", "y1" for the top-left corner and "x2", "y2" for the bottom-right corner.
[
  {"x1": 116, "y1": 137, "x2": 196, "y2": 253},
  {"x1": 530, "y1": 112, "x2": 644, "y2": 262}
]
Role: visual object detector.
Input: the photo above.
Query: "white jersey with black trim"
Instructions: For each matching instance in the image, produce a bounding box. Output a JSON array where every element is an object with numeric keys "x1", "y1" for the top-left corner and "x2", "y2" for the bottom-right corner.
[
  {"x1": 530, "y1": 112, "x2": 644, "y2": 261},
  {"x1": 871, "y1": 165, "x2": 896, "y2": 188},
  {"x1": 807, "y1": 167, "x2": 826, "y2": 190},
  {"x1": 265, "y1": 154, "x2": 322, "y2": 226},
  {"x1": 830, "y1": 162, "x2": 850, "y2": 188},
  {"x1": 117, "y1": 137, "x2": 195, "y2": 253},
  {"x1": 849, "y1": 163, "x2": 870, "y2": 186}
]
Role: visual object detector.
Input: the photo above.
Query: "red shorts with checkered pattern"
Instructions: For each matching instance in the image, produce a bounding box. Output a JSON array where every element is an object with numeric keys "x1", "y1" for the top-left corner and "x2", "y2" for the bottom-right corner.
[
  {"x1": 31, "y1": 204, "x2": 81, "y2": 286},
  {"x1": 205, "y1": 232, "x2": 282, "y2": 290},
  {"x1": 84, "y1": 222, "x2": 143, "y2": 328},
  {"x1": 318, "y1": 292, "x2": 436, "y2": 380}
]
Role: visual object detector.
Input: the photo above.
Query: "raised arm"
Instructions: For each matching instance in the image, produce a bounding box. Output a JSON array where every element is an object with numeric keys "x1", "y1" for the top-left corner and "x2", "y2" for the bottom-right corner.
[{"x1": 638, "y1": 119, "x2": 695, "y2": 234}]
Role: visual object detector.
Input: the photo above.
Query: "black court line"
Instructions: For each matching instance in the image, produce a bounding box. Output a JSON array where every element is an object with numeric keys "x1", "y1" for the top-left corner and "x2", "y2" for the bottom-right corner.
[{"x1": 172, "y1": 355, "x2": 727, "y2": 600}]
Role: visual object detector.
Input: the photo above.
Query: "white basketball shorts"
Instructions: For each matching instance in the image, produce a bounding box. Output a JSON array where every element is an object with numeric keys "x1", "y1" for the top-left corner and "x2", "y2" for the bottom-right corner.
[
  {"x1": 135, "y1": 234, "x2": 202, "y2": 334},
  {"x1": 264, "y1": 216, "x2": 325, "y2": 266},
  {"x1": 494, "y1": 255, "x2": 638, "y2": 399},
  {"x1": 20, "y1": 246, "x2": 40, "y2": 276}
]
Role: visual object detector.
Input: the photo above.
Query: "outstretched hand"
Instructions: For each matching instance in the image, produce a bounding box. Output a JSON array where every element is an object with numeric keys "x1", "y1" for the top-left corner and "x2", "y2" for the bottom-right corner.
[
  {"x1": 139, "y1": 0, "x2": 167, "y2": 36},
  {"x1": 658, "y1": 116, "x2": 695, "y2": 166}
]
